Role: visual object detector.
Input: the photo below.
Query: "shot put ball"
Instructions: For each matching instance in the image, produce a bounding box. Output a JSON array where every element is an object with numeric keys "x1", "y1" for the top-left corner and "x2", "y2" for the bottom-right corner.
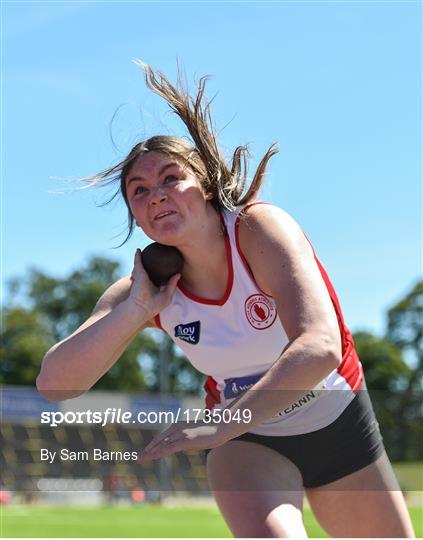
[{"x1": 141, "y1": 243, "x2": 184, "y2": 287}]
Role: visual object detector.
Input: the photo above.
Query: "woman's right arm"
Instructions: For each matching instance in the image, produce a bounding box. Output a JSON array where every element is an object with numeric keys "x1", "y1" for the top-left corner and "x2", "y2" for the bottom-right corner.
[{"x1": 36, "y1": 250, "x2": 180, "y2": 402}]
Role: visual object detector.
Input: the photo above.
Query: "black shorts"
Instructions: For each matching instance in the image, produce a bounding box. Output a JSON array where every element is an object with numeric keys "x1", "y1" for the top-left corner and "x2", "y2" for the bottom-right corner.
[{"x1": 208, "y1": 389, "x2": 385, "y2": 488}]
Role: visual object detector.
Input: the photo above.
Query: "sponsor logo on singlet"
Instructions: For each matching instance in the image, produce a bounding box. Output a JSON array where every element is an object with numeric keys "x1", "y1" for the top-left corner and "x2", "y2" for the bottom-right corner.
[
  {"x1": 278, "y1": 391, "x2": 318, "y2": 415},
  {"x1": 223, "y1": 373, "x2": 264, "y2": 399},
  {"x1": 174, "y1": 321, "x2": 201, "y2": 344},
  {"x1": 244, "y1": 294, "x2": 277, "y2": 330},
  {"x1": 276, "y1": 381, "x2": 326, "y2": 416}
]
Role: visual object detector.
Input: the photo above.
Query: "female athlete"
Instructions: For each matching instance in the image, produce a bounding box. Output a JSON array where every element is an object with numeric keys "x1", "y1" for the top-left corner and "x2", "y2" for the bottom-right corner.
[{"x1": 37, "y1": 62, "x2": 415, "y2": 538}]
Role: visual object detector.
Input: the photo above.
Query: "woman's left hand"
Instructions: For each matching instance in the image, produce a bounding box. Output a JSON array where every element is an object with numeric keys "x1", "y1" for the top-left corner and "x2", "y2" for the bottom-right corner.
[{"x1": 138, "y1": 421, "x2": 230, "y2": 463}]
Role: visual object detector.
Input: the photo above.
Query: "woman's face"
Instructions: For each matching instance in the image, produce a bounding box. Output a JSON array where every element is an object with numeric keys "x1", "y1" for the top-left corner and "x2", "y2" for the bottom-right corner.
[{"x1": 125, "y1": 151, "x2": 211, "y2": 245}]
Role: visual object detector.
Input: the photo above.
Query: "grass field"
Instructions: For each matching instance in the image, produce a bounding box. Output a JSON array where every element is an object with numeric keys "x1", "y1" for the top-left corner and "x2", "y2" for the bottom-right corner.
[{"x1": 1, "y1": 504, "x2": 422, "y2": 538}]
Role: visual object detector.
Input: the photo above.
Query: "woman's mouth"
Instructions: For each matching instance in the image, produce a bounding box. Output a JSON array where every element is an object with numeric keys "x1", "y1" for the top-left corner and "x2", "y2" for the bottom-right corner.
[{"x1": 154, "y1": 211, "x2": 177, "y2": 221}]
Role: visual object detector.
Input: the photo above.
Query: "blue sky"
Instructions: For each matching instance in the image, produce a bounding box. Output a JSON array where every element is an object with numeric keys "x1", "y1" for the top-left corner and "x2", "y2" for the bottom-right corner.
[{"x1": 2, "y1": 0, "x2": 421, "y2": 337}]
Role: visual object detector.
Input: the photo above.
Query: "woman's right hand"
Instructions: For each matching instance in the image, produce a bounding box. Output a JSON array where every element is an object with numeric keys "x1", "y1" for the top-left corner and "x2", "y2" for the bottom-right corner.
[{"x1": 127, "y1": 248, "x2": 181, "y2": 319}]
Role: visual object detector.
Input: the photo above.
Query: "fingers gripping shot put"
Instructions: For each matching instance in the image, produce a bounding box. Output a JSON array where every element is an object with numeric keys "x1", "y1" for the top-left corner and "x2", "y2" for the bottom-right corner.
[{"x1": 36, "y1": 61, "x2": 415, "y2": 538}]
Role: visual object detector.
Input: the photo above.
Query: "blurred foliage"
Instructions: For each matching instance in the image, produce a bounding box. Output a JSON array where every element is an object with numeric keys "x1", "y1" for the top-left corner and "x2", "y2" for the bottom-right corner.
[
  {"x1": 3, "y1": 257, "x2": 152, "y2": 392},
  {"x1": 387, "y1": 281, "x2": 423, "y2": 356},
  {"x1": 0, "y1": 307, "x2": 54, "y2": 386},
  {"x1": 354, "y1": 331, "x2": 411, "y2": 391},
  {"x1": 354, "y1": 331, "x2": 413, "y2": 460},
  {"x1": 355, "y1": 280, "x2": 422, "y2": 461},
  {"x1": 385, "y1": 280, "x2": 422, "y2": 461}
]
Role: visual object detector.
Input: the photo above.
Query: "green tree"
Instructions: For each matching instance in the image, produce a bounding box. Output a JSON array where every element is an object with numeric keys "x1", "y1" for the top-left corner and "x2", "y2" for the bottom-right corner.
[
  {"x1": 353, "y1": 331, "x2": 411, "y2": 460},
  {"x1": 2, "y1": 257, "x2": 155, "y2": 391},
  {"x1": 354, "y1": 331, "x2": 411, "y2": 391},
  {"x1": 386, "y1": 280, "x2": 423, "y2": 460},
  {"x1": 0, "y1": 307, "x2": 54, "y2": 386},
  {"x1": 353, "y1": 281, "x2": 423, "y2": 461},
  {"x1": 387, "y1": 280, "x2": 422, "y2": 387}
]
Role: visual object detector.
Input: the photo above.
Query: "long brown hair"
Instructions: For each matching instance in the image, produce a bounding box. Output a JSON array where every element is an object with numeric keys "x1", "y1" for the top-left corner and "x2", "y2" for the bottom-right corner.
[{"x1": 87, "y1": 61, "x2": 278, "y2": 244}]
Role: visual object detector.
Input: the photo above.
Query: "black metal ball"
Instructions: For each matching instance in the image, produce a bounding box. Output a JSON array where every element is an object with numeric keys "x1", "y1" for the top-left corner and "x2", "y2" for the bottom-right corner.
[{"x1": 141, "y1": 243, "x2": 184, "y2": 287}]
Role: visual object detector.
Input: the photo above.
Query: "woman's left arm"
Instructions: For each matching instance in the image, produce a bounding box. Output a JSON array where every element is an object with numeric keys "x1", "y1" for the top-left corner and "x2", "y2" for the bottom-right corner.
[
  {"x1": 139, "y1": 204, "x2": 343, "y2": 461},
  {"x1": 218, "y1": 203, "x2": 343, "y2": 437}
]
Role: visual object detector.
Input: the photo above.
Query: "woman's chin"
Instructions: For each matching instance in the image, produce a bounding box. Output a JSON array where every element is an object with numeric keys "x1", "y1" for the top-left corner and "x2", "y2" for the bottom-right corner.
[{"x1": 148, "y1": 229, "x2": 182, "y2": 247}]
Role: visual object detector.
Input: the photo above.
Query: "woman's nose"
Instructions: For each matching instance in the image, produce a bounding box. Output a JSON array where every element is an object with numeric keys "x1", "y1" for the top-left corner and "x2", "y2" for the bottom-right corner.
[{"x1": 149, "y1": 187, "x2": 167, "y2": 204}]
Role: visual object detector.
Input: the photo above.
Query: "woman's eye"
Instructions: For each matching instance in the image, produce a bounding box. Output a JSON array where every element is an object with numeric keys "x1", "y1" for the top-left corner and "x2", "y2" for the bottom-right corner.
[
  {"x1": 164, "y1": 175, "x2": 178, "y2": 184},
  {"x1": 135, "y1": 186, "x2": 147, "y2": 195}
]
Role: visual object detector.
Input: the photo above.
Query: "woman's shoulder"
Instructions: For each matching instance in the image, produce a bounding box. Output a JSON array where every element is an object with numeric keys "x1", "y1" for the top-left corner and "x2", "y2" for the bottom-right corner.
[
  {"x1": 237, "y1": 201, "x2": 314, "y2": 270},
  {"x1": 222, "y1": 201, "x2": 296, "y2": 230},
  {"x1": 236, "y1": 202, "x2": 306, "y2": 246}
]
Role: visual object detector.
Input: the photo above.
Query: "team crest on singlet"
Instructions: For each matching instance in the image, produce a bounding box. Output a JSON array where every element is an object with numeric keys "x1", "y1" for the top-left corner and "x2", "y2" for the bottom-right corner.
[{"x1": 245, "y1": 294, "x2": 277, "y2": 330}]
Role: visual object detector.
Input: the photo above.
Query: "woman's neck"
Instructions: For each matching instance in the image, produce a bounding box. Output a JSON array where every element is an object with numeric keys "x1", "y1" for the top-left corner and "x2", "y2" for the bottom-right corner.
[{"x1": 177, "y1": 206, "x2": 229, "y2": 299}]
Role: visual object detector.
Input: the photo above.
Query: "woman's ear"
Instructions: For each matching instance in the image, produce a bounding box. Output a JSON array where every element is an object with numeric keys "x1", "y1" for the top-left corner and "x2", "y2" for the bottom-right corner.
[{"x1": 205, "y1": 192, "x2": 213, "y2": 200}]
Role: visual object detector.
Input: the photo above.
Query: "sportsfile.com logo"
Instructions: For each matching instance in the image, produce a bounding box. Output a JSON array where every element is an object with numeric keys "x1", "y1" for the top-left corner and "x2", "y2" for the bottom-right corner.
[{"x1": 174, "y1": 321, "x2": 201, "y2": 344}]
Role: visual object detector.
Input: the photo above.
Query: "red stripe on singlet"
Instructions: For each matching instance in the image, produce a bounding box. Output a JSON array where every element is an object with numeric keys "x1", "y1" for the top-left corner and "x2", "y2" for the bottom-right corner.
[
  {"x1": 310, "y1": 251, "x2": 364, "y2": 393},
  {"x1": 154, "y1": 314, "x2": 163, "y2": 330},
  {"x1": 204, "y1": 376, "x2": 221, "y2": 410}
]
